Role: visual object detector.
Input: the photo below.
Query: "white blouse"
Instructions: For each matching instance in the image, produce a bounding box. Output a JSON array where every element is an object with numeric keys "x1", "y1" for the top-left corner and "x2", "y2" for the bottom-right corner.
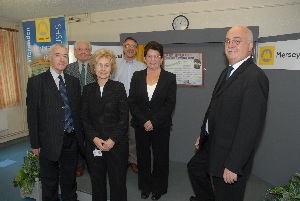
[{"x1": 147, "y1": 84, "x2": 157, "y2": 101}]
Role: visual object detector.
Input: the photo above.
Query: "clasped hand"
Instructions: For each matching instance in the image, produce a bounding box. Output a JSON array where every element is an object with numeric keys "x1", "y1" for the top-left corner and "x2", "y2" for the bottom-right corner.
[
  {"x1": 144, "y1": 120, "x2": 153, "y2": 131},
  {"x1": 93, "y1": 137, "x2": 115, "y2": 151}
]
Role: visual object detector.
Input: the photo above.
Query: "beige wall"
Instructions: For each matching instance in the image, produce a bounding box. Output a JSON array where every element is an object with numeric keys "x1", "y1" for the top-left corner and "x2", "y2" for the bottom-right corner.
[{"x1": 1, "y1": 0, "x2": 300, "y2": 142}]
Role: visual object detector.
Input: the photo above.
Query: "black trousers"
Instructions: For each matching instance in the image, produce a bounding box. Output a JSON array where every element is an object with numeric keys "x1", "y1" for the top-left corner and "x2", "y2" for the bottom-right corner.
[
  {"x1": 39, "y1": 134, "x2": 78, "y2": 201},
  {"x1": 187, "y1": 143, "x2": 215, "y2": 201},
  {"x1": 135, "y1": 127, "x2": 170, "y2": 195},
  {"x1": 187, "y1": 141, "x2": 248, "y2": 201},
  {"x1": 86, "y1": 141, "x2": 128, "y2": 201}
]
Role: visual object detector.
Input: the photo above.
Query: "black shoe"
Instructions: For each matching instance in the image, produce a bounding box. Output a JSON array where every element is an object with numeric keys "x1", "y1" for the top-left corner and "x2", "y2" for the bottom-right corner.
[
  {"x1": 151, "y1": 194, "x2": 161, "y2": 200},
  {"x1": 141, "y1": 192, "x2": 150, "y2": 199},
  {"x1": 190, "y1": 196, "x2": 200, "y2": 201}
]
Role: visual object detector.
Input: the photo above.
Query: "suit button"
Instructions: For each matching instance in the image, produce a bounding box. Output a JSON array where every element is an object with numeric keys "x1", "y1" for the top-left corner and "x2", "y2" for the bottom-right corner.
[
  {"x1": 148, "y1": 108, "x2": 151, "y2": 110},
  {"x1": 62, "y1": 106, "x2": 65, "y2": 109}
]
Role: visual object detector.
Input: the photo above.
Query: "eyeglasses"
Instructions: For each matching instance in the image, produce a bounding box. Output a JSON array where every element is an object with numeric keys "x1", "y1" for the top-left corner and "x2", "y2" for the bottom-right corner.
[
  {"x1": 123, "y1": 44, "x2": 137, "y2": 49},
  {"x1": 146, "y1": 55, "x2": 161, "y2": 60},
  {"x1": 95, "y1": 63, "x2": 111, "y2": 68},
  {"x1": 76, "y1": 48, "x2": 91, "y2": 52},
  {"x1": 224, "y1": 39, "x2": 242, "y2": 46}
]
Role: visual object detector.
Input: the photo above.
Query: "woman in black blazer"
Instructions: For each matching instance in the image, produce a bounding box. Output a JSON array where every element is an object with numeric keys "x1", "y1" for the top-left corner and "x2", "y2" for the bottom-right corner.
[
  {"x1": 82, "y1": 48, "x2": 129, "y2": 201},
  {"x1": 128, "y1": 41, "x2": 177, "y2": 200}
]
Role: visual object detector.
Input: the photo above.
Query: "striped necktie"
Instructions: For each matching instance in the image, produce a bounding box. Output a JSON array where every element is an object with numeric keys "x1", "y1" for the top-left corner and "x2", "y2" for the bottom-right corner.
[{"x1": 58, "y1": 75, "x2": 74, "y2": 133}]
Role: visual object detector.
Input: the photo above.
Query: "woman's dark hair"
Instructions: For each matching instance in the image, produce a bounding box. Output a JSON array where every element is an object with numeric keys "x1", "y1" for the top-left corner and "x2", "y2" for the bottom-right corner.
[{"x1": 144, "y1": 41, "x2": 163, "y2": 58}]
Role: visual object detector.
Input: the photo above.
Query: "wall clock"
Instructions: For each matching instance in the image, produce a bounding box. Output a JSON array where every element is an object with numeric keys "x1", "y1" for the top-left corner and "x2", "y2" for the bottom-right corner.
[{"x1": 172, "y1": 15, "x2": 189, "y2": 30}]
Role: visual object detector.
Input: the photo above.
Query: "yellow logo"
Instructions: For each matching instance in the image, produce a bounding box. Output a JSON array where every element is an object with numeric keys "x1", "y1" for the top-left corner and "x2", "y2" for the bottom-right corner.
[
  {"x1": 35, "y1": 19, "x2": 51, "y2": 42},
  {"x1": 259, "y1": 46, "x2": 275, "y2": 65}
]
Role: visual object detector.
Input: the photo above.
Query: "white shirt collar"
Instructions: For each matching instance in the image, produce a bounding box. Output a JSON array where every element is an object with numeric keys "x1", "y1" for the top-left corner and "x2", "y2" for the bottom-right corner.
[
  {"x1": 50, "y1": 67, "x2": 64, "y2": 81},
  {"x1": 231, "y1": 56, "x2": 250, "y2": 70}
]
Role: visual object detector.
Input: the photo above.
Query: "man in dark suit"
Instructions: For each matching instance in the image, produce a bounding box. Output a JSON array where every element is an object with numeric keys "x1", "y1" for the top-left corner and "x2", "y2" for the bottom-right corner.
[
  {"x1": 65, "y1": 40, "x2": 96, "y2": 177},
  {"x1": 187, "y1": 26, "x2": 269, "y2": 201},
  {"x1": 27, "y1": 44, "x2": 83, "y2": 201}
]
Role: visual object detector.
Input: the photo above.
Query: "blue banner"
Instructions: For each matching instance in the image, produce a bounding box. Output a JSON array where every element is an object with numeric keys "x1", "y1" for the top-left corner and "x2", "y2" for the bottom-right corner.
[{"x1": 22, "y1": 17, "x2": 67, "y2": 77}]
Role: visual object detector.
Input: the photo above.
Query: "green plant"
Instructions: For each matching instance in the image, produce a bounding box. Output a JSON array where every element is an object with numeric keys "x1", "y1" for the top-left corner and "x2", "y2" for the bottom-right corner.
[
  {"x1": 265, "y1": 173, "x2": 300, "y2": 201},
  {"x1": 13, "y1": 150, "x2": 40, "y2": 194}
]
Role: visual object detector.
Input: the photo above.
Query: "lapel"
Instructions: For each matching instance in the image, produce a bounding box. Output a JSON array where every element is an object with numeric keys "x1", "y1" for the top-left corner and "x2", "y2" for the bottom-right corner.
[
  {"x1": 150, "y1": 69, "x2": 168, "y2": 102},
  {"x1": 101, "y1": 79, "x2": 112, "y2": 101},
  {"x1": 45, "y1": 70, "x2": 62, "y2": 102},
  {"x1": 73, "y1": 61, "x2": 80, "y2": 78},
  {"x1": 212, "y1": 68, "x2": 228, "y2": 98},
  {"x1": 139, "y1": 70, "x2": 150, "y2": 103},
  {"x1": 64, "y1": 73, "x2": 75, "y2": 103},
  {"x1": 213, "y1": 58, "x2": 253, "y2": 98},
  {"x1": 100, "y1": 80, "x2": 116, "y2": 114},
  {"x1": 86, "y1": 64, "x2": 96, "y2": 84}
]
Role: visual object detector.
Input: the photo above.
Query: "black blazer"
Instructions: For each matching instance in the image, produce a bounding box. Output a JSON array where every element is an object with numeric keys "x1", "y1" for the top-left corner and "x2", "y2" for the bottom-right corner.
[
  {"x1": 206, "y1": 58, "x2": 269, "y2": 177},
  {"x1": 81, "y1": 80, "x2": 128, "y2": 145},
  {"x1": 128, "y1": 68, "x2": 177, "y2": 129},
  {"x1": 26, "y1": 70, "x2": 83, "y2": 161}
]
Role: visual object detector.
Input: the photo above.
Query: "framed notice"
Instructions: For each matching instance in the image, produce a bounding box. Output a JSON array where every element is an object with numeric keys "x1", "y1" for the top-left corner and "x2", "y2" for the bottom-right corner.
[{"x1": 164, "y1": 52, "x2": 204, "y2": 86}]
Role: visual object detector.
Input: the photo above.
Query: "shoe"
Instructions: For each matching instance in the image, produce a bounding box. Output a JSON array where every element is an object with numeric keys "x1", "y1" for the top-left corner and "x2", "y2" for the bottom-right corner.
[
  {"x1": 76, "y1": 166, "x2": 85, "y2": 177},
  {"x1": 131, "y1": 163, "x2": 138, "y2": 173},
  {"x1": 151, "y1": 194, "x2": 161, "y2": 200},
  {"x1": 141, "y1": 192, "x2": 150, "y2": 199},
  {"x1": 190, "y1": 196, "x2": 200, "y2": 201}
]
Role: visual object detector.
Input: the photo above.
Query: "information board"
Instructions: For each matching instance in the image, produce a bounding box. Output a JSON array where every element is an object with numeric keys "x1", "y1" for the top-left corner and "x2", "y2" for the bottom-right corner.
[{"x1": 164, "y1": 52, "x2": 204, "y2": 86}]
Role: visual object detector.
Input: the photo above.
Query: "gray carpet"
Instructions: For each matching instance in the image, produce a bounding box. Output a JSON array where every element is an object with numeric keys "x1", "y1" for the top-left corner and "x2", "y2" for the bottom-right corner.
[{"x1": 0, "y1": 136, "x2": 272, "y2": 200}]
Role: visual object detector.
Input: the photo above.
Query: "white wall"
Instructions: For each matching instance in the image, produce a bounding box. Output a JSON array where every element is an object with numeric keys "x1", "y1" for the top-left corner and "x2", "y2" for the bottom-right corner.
[{"x1": 67, "y1": 0, "x2": 300, "y2": 42}]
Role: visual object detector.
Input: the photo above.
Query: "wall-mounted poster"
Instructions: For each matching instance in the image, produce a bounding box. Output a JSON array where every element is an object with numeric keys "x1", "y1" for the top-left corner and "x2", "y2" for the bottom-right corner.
[
  {"x1": 22, "y1": 16, "x2": 67, "y2": 77},
  {"x1": 164, "y1": 52, "x2": 204, "y2": 86}
]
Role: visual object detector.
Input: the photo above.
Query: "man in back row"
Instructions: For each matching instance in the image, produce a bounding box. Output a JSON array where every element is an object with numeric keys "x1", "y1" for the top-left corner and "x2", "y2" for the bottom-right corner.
[
  {"x1": 65, "y1": 40, "x2": 96, "y2": 177},
  {"x1": 188, "y1": 25, "x2": 269, "y2": 201},
  {"x1": 112, "y1": 37, "x2": 146, "y2": 173}
]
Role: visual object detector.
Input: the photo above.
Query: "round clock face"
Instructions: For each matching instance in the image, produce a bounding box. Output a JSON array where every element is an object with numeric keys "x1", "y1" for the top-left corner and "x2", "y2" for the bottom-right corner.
[{"x1": 172, "y1": 15, "x2": 189, "y2": 30}]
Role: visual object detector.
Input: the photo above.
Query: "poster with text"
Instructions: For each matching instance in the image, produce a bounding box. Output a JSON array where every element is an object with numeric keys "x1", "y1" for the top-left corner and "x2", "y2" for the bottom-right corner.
[
  {"x1": 23, "y1": 16, "x2": 67, "y2": 77},
  {"x1": 164, "y1": 52, "x2": 203, "y2": 86}
]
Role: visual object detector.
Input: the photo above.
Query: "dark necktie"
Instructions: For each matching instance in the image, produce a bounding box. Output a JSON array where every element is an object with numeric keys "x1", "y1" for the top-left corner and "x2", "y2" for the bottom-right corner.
[
  {"x1": 226, "y1": 66, "x2": 234, "y2": 80},
  {"x1": 80, "y1": 63, "x2": 86, "y2": 87},
  {"x1": 58, "y1": 75, "x2": 74, "y2": 133}
]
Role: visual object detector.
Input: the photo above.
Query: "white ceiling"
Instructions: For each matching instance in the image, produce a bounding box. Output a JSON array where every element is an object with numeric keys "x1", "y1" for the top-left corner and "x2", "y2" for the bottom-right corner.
[{"x1": 0, "y1": 0, "x2": 207, "y2": 22}]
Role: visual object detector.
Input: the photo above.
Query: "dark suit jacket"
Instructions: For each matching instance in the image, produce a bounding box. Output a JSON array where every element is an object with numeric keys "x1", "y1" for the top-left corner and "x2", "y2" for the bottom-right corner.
[
  {"x1": 65, "y1": 61, "x2": 96, "y2": 85},
  {"x1": 26, "y1": 70, "x2": 83, "y2": 161},
  {"x1": 128, "y1": 69, "x2": 177, "y2": 129},
  {"x1": 206, "y1": 58, "x2": 269, "y2": 177},
  {"x1": 81, "y1": 80, "x2": 129, "y2": 145}
]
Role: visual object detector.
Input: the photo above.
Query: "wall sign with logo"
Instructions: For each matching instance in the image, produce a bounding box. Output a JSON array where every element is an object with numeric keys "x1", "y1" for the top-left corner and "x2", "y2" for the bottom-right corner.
[
  {"x1": 258, "y1": 39, "x2": 300, "y2": 70},
  {"x1": 164, "y1": 52, "x2": 204, "y2": 86},
  {"x1": 22, "y1": 16, "x2": 67, "y2": 77}
]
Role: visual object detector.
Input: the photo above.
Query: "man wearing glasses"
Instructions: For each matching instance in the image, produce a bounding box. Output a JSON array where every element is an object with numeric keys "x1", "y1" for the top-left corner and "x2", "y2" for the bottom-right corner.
[
  {"x1": 65, "y1": 40, "x2": 96, "y2": 177},
  {"x1": 187, "y1": 26, "x2": 269, "y2": 201},
  {"x1": 112, "y1": 37, "x2": 146, "y2": 173}
]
